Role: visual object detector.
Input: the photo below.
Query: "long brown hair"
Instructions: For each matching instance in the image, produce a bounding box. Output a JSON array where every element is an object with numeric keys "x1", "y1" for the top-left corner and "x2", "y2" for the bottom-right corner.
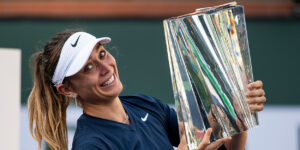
[{"x1": 28, "y1": 29, "x2": 81, "y2": 150}]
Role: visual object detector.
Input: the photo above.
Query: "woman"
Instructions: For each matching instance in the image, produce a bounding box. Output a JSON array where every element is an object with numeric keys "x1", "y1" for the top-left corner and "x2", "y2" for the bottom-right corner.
[{"x1": 28, "y1": 29, "x2": 266, "y2": 150}]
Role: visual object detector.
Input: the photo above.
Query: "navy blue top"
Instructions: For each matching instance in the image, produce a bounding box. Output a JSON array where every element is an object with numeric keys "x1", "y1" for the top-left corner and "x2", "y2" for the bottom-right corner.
[
  {"x1": 72, "y1": 94, "x2": 180, "y2": 150},
  {"x1": 71, "y1": 94, "x2": 226, "y2": 150}
]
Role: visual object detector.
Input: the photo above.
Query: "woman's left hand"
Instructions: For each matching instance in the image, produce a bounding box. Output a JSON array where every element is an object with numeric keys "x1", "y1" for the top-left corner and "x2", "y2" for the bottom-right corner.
[{"x1": 246, "y1": 80, "x2": 266, "y2": 111}]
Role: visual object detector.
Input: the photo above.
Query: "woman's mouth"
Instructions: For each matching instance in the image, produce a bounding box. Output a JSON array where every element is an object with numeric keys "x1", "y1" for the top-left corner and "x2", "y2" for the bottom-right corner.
[{"x1": 101, "y1": 74, "x2": 115, "y2": 87}]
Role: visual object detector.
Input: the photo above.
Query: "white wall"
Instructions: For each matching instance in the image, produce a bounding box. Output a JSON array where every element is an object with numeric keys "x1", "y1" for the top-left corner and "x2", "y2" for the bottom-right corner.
[
  {"x1": 247, "y1": 105, "x2": 300, "y2": 150},
  {"x1": 0, "y1": 48, "x2": 21, "y2": 150}
]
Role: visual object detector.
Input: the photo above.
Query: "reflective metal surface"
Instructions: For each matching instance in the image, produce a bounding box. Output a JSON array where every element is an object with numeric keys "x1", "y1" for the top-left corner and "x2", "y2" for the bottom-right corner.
[{"x1": 163, "y1": 2, "x2": 258, "y2": 149}]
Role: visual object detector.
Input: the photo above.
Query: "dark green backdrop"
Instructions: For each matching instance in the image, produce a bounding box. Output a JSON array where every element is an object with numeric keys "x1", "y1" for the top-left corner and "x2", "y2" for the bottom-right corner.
[{"x1": 0, "y1": 19, "x2": 299, "y2": 105}]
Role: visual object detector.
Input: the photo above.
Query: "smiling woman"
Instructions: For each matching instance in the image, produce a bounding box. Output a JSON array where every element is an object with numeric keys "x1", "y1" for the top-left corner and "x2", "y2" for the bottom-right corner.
[{"x1": 28, "y1": 29, "x2": 266, "y2": 150}]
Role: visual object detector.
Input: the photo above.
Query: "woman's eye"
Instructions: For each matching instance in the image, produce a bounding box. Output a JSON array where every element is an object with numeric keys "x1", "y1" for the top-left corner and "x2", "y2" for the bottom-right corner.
[
  {"x1": 99, "y1": 51, "x2": 106, "y2": 59},
  {"x1": 84, "y1": 64, "x2": 93, "y2": 72}
]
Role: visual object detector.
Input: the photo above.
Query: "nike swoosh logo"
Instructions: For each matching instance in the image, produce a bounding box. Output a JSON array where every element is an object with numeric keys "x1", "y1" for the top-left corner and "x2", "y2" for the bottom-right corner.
[
  {"x1": 141, "y1": 113, "x2": 149, "y2": 122},
  {"x1": 71, "y1": 35, "x2": 81, "y2": 47}
]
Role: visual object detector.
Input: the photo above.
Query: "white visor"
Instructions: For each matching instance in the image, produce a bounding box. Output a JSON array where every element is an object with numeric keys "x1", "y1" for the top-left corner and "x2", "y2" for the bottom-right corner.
[{"x1": 52, "y1": 32, "x2": 111, "y2": 87}]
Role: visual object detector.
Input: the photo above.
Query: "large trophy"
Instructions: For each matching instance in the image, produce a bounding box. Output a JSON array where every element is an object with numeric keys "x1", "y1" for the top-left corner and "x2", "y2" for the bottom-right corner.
[{"x1": 163, "y1": 2, "x2": 258, "y2": 149}]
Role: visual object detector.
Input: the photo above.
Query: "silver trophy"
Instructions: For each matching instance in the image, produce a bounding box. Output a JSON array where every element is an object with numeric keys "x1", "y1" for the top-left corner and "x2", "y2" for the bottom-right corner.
[{"x1": 163, "y1": 2, "x2": 258, "y2": 149}]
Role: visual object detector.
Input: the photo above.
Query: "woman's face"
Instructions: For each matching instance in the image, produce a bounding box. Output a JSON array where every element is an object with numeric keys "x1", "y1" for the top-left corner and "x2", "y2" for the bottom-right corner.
[{"x1": 67, "y1": 44, "x2": 123, "y2": 105}]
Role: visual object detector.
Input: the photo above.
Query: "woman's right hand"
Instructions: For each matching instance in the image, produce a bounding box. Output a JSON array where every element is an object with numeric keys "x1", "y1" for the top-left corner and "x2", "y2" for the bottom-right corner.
[{"x1": 177, "y1": 128, "x2": 232, "y2": 150}]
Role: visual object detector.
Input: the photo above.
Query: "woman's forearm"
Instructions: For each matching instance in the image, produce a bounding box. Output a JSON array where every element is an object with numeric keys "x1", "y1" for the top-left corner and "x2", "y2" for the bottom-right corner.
[{"x1": 224, "y1": 131, "x2": 247, "y2": 150}]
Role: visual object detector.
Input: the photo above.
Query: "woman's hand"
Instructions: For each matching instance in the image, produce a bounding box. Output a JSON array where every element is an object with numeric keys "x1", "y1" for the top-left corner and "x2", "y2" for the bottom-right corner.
[
  {"x1": 177, "y1": 128, "x2": 231, "y2": 150},
  {"x1": 246, "y1": 80, "x2": 266, "y2": 111}
]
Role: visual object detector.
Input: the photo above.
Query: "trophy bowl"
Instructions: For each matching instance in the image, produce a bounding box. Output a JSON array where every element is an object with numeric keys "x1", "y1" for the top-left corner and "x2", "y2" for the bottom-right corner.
[{"x1": 163, "y1": 2, "x2": 258, "y2": 149}]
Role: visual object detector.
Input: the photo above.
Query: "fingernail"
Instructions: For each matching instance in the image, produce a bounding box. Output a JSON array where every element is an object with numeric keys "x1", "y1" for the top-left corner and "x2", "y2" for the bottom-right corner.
[
  {"x1": 206, "y1": 128, "x2": 212, "y2": 132},
  {"x1": 248, "y1": 84, "x2": 252, "y2": 89}
]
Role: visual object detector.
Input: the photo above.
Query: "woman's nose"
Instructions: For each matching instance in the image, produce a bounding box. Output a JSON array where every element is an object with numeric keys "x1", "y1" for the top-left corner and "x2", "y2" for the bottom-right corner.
[{"x1": 98, "y1": 61, "x2": 110, "y2": 76}]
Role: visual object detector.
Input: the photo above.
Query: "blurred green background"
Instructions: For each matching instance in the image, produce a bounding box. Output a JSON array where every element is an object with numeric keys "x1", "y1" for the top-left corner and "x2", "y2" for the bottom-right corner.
[{"x1": 0, "y1": 18, "x2": 299, "y2": 105}]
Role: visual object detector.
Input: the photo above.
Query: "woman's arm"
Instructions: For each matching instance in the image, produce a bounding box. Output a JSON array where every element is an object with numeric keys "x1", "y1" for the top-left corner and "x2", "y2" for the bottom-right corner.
[{"x1": 224, "y1": 131, "x2": 247, "y2": 150}]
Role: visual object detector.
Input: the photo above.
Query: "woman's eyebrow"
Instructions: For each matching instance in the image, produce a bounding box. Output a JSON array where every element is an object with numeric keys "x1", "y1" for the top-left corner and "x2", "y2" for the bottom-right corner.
[{"x1": 95, "y1": 43, "x2": 102, "y2": 52}]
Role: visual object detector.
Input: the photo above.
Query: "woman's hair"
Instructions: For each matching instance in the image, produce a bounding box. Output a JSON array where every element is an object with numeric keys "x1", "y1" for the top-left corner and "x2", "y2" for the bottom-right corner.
[{"x1": 28, "y1": 29, "x2": 82, "y2": 150}]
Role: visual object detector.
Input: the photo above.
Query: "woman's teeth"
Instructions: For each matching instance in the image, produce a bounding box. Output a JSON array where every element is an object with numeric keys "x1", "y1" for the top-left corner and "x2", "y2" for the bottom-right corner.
[{"x1": 102, "y1": 75, "x2": 115, "y2": 86}]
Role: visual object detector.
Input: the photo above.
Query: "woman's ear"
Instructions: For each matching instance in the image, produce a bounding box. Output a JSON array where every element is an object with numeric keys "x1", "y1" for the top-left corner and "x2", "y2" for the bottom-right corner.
[{"x1": 56, "y1": 84, "x2": 77, "y2": 98}]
